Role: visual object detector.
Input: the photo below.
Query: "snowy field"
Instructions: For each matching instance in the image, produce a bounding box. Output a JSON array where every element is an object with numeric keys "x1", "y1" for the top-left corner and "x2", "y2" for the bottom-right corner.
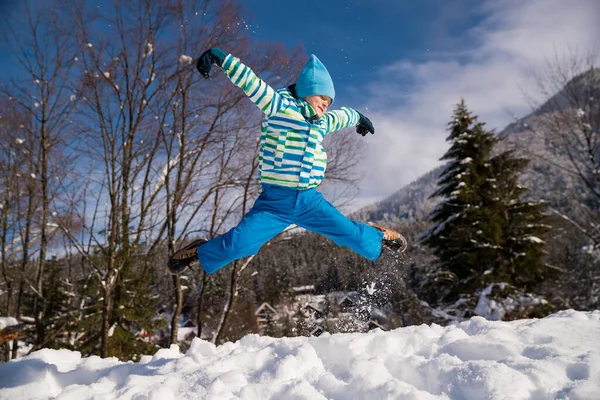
[{"x1": 1, "y1": 310, "x2": 599, "y2": 400}]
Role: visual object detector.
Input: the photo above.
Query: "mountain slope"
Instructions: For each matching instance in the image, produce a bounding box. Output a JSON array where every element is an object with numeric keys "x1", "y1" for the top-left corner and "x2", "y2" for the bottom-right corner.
[{"x1": 355, "y1": 70, "x2": 598, "y2": 225}]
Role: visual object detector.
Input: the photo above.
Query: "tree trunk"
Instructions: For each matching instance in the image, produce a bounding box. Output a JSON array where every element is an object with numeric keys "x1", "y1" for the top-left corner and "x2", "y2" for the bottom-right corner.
[
  {"x1": 197, "y1": 273, "x2": 208, "y2": 340},
  {"x1": 12, "y1": 185, "x2": 35, "y2": 359},
  {"x1": 33, "y1": 120, "x2": 49, "y2": 348},
  {"x1": 1, "y1": 200, "x2": 12, "y2": 361},
  {"x1": 2, "y1": 281, "x2": 11, "y2": 362},
  {"x1": 214, "y1": 144, "x2": 259, "y2": 344},
  {"x1": 101, "y1": 280, "x2": 114, "y2": 358},
  {"x1": 169, "y1": 274, "x2": 182, "y2": 345}
]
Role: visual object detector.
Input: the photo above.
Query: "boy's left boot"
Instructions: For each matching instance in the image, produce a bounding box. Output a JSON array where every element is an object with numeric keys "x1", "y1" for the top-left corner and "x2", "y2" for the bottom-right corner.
[
  {"x1": 368, "y1": 222, "x2": 408, "y2": 254},
  {"x1": 167, "y1": 238, "x2": 207, "y2": 275}
]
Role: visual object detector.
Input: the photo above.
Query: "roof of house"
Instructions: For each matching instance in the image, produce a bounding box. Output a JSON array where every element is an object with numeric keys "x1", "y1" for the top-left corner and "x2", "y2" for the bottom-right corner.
[
  {"x1": 362, "y1": 320, "x2": 386, "y2": 331},
  {"x1": 255, "y1": 302, "x2": 278, "y2": 316}
]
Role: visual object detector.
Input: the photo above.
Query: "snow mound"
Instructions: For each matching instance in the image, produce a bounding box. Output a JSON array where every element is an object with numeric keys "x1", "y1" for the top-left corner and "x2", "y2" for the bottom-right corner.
[{"x1": 1, "y1": 310, "x2": 599, "y2": 399}]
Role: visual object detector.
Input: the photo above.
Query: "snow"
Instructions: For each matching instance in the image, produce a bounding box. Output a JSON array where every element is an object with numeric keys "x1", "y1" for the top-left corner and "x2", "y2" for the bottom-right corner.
[
  {"x1": 523, "y1": 236, "x2": 544, "y2": 244},
  {"x1": 144, "y1": 43, "x2": 153, "y2": 57},
  {"x1": 474, "y1": 283, "x2": 548, "y2": 321},
  {"x1": 1, "y1": 310, "x2": 599, "y2": 399},
  {"x1": 0, "y1": 317, "x2": 18, "y2": 329},
  {"x1": 179, "y1": 55, "x2": 193, "y2": 65}
]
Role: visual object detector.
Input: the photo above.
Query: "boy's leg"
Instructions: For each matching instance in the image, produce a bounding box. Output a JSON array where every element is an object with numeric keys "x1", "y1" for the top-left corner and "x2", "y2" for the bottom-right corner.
[
  {"x1": 197, "y1": 208, "x2": 290, "y2": 274},
  {"x1": 197, "y1": 186, "x2": 298, "y2": 274},
  {"x1": 293, "y1": 190, "x2": 383, "y2": 260}
]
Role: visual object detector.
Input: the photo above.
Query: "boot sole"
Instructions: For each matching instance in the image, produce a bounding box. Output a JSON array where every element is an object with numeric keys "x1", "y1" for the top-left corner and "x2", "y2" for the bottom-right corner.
[
  {"x1": 167, "y1": 238, "x2": 207, "y2": 275},
  {"x1": 369, "y1": 222, "x2": 408, "y2": 253}
]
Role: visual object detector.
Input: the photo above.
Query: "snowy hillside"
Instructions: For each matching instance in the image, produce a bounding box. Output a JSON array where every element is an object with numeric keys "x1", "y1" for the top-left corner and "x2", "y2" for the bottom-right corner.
[
  {"x1": 1, "y1": 310, "x2": 599, "y2": 400},
  {"x1": 352, "y1": 166, "x2": 444, "y2": 223}
]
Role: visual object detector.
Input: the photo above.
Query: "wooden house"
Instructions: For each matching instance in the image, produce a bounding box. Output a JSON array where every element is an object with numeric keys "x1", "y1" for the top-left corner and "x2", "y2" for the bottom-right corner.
[{"x1": 255, "y1": 302, "x2": 278, "y2": 333}]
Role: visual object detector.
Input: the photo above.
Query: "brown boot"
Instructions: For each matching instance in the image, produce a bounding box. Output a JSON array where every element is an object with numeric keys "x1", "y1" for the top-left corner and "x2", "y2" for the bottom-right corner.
[
  {"x1": 167, "y1": 238, "x2": 207, "y2": 275},
  {"x1": 369, "y1": 222, "x2": 408, "y2": 253}
]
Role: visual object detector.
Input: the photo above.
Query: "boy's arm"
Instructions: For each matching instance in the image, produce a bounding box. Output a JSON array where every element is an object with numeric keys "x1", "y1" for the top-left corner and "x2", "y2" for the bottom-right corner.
[
  {"x1": 323, "y1": 107, "x2": 375, "y2": 136},
  {"x1": 322, "y1": 107, "x2": 361, "y2": 134},
  {"x1": 198, "y1": 49, "x2": 286, "y2": 116}
]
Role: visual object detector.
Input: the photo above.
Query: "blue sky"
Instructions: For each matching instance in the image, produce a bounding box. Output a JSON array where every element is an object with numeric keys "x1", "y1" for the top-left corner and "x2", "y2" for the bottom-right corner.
[{"x1": 238, "y1": 0, "x2": 486, "y2": 103}]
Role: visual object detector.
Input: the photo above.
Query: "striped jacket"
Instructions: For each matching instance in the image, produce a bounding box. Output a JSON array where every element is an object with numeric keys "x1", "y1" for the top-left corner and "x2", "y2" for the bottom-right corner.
[{"x1": 220, "y1": 54, "x2": 361, "y2": 190}]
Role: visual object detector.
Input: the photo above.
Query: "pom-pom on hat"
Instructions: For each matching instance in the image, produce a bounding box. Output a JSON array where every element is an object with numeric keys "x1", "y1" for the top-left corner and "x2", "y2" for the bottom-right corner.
[{"x1": 295, "y1": 54, "x2": 335, "y2": 104}]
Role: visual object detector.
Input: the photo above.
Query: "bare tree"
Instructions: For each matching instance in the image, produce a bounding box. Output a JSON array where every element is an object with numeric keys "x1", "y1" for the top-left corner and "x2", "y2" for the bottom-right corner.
[
  {"x1": 213, "y1": 131, "x2": 260, "y2": 344},
  {"x1": 0, "y1": 101, "x2": 27, "y2": 361},
  {"x1": 147, "y1": 2, "x2": 308, "y2": 344},
  {"x1": 121, "y1": 0, "x2": 265, "y2": 345},
  {"x1": 528, "y1": 49, "x2": 600, "y2": 310},
  {"x1": 533, "y1": 49, "x2": 600, "y2": 248},
  {"x1": 59, "y1": 0, "x2": 275, "y2": 355},
  {"x1": 60, "y1": 0, "x2": 183, "y2": 357},
  {"x1": 1, "y1": 0, "x2": 78, "y2": 354}
]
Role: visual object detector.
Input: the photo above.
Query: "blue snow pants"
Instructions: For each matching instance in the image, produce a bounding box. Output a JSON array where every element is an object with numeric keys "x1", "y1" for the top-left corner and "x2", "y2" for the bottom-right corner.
[{"x1": 197, "y1": 183, "x2": 384, "y2": 274}]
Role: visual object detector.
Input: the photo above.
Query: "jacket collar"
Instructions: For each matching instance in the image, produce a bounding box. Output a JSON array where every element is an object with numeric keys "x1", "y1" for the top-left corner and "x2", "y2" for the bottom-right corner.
[{"x1": 287, "y1": 84, "x2": 318, "y2": 120}]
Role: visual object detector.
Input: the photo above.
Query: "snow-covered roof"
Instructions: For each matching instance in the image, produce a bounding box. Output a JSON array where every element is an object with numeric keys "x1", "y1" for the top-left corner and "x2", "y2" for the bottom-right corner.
[
  {"x1": 177, "y1": 327, "x2": 197, "y2": 342},
  {"x1": 0, "y1": 317, "x2": 19, "y2": 330},
  {"x1": 254, "y1": 303, "x2": 277, "y2": 316},
  {"x1": 361, "y1": 320, "x2": 386, "y2": 331}
]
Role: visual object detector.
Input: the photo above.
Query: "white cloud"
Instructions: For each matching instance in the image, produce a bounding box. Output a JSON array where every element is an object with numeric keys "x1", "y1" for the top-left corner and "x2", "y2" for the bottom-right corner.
[{"x1": 357, "y1": 0, "x2": 600, "y2": 203}]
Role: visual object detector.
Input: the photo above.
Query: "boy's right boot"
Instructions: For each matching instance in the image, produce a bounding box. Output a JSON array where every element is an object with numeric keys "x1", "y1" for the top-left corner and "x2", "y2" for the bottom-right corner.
[
  {"x1": 368, "y1": 222, "x2": 408, "y2": 254},
  {"x1": 167, "y1": 239, "x2": 207, "y2": 275}
]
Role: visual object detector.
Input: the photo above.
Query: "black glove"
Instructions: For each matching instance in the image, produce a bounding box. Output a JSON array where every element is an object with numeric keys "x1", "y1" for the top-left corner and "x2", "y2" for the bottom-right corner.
[
  {"x1": 356, "y1": 112, "x2": 375, "y2": 136},
  {"x1": 196, "y1": 48, "x2": 227, "y2": 79}
]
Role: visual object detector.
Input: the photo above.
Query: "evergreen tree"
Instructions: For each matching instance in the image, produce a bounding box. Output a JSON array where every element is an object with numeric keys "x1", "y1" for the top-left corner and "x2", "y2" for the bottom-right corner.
[
  {"x1": 315, "y1": 265, "x2": 343, "y2": 293},
  {"x1": 423, "y1": 100, "x2": 550, "y2": 300},
  {"x1": 107, "y1": 261, "x2": 165, "y2": 360},
  {"x1": 75, "y1": 252, "x2": 164, "y2": 360},
  {"x1": 22, "y1": 257, "x2": 73, "y2": 351},
  {"x1": 486, "y1": 152, "x2": 550, "y2": 286},
  {"x1": 41, "y1": 258, "x2": 74, "y2": 349}
]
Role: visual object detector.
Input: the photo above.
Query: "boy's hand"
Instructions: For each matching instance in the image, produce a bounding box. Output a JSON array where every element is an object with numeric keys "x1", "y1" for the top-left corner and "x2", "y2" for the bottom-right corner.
[
  {"x1": 196, "y1": 48, "x2": 227, "y2": 79},
  {"x1": 356, "y1": 112, "x2": 375, "y2": 136}
]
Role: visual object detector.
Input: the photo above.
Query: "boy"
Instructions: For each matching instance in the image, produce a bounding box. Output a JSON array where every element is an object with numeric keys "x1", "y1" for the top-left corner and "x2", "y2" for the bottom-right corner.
[{"x1": 168, "y1": 49, "x2": 407, "y2": 275}]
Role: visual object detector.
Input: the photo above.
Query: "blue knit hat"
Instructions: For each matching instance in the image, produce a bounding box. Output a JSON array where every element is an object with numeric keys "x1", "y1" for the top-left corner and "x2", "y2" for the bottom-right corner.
[{"x1": 295, "y1": 55, "x2": 335, "y2": 103}]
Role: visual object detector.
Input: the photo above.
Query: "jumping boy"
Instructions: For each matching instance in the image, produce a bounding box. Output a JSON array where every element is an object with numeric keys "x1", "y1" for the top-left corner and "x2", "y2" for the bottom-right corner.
[{"x1": 168, "y1": 48, "x2": 407, "y2": 275}]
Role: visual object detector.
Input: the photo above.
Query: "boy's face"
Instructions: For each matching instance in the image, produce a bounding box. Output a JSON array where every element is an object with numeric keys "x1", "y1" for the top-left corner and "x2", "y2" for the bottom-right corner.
[{"x1": 304, "y1": 95, "x2": 331, "y2": 118}]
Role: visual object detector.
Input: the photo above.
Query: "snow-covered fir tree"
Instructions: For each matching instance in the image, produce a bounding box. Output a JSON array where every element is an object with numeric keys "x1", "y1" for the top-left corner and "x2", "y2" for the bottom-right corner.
[{"x1": 422, "y1": 100, "x2": 551, "y2": 300}]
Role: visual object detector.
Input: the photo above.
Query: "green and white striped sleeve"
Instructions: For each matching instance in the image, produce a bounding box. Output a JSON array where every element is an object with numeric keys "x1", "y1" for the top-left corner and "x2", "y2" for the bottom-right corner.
[
  {"x1": 322, "y1": 107, "x2": 361, "y2": 134},
  {"x1": 221, "y1": 54, "x2": 286, "y2": 116}
]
